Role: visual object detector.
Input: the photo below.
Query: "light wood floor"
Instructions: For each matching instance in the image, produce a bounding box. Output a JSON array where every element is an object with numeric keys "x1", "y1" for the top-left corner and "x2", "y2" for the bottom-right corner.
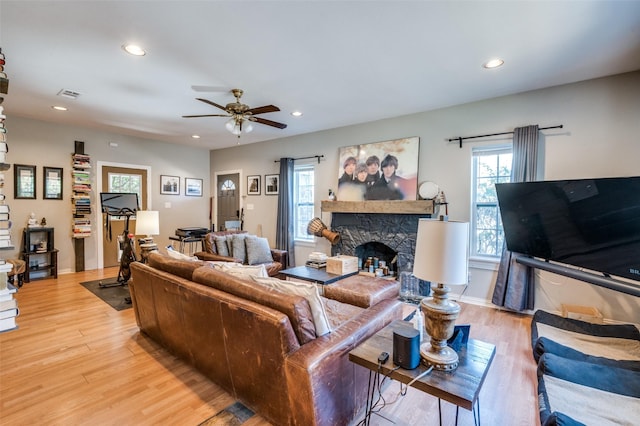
[{"x1": 0, "y1": 269, "x2": 539, "y2": 425}]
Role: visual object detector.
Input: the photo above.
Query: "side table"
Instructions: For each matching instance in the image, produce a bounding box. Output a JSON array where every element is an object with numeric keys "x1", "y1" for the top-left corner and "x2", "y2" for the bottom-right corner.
[
  {"x1": 349, "y1": 320, "x2": 495, "y2": 426},
  {"x1": 279, "y1": 265, "x2": 357, "y2": 285}
]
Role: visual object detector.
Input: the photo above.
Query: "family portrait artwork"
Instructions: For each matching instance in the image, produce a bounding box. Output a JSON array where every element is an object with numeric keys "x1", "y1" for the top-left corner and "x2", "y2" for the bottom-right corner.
[
  {"x1": 247, "y1": 175, "x2": 261, "y2": 195},
  {"x1": 337, "y1": 137, "x2": 419, "y2": 201}
]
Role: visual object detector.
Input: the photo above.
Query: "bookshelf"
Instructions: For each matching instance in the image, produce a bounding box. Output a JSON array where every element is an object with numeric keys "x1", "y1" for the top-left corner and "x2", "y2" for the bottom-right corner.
[
  {"x1": 71, "y1": 141, "x2": 91, "y2": 271},
  {"x1": 22, "y1": 227, "x2": 58, "y2": 283},
  {"x1": 0, "y1": 47, "x2": 13, "y2": 253}
]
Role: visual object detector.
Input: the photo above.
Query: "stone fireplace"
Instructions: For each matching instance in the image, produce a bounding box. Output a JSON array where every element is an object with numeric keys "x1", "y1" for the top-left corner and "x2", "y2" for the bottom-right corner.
[{"x1": 330, "y1": 212, "x2": 432, "y2": 275}]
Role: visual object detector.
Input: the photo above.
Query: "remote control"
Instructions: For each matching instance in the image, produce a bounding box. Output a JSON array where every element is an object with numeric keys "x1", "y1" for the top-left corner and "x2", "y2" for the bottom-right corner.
[{"x1": 378, "y1": 351, "x2": 389, "y2": 364}]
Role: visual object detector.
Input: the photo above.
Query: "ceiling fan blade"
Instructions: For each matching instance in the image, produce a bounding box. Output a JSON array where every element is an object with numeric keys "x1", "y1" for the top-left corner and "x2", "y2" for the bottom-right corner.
[
  {"x1": 247, "y1": 104, "x2": 280, "y2": 115},
  {"x1": 196, "y1": 98, "x2": 228, "y2": 112},
  {"x1": 182, "y1": 114, "x2": 230, "y2": 118},
  {"x1": 253, "y1": 116, "x2": 288, "y2": 129}
]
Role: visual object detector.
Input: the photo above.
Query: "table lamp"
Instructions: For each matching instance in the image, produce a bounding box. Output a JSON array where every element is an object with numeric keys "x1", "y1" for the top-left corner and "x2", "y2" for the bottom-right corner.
[
  {"x1": 135, "y1": 210, "x2": 160, "y2": 243},
  {"x1": 413, "y1": 217, "x2": 469, "y2": 371}
]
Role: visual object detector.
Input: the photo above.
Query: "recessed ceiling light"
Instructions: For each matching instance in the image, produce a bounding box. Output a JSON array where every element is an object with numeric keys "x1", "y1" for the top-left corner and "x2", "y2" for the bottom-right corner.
[
  {"x1": 483, "y1": 58, "x2": 504, "y2": 69},
  {"x1": 122, "y1": 44, "x2": 146, "y2": 56},
  {"x1": 52, "y1": 106, "x2": 67, "y2": 111},
  {"x1": 191, "y1": 134, "x2": 201, "y2": 139},
  {"x1": 291, "y1": 111, "x2": 303, "y2": 117}
]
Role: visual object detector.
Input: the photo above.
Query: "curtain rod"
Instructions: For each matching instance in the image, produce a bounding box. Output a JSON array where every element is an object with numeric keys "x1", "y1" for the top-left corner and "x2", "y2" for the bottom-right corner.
[
  {"x1": 274, "y1": 155, "x2": 324, "y2": 164},
  {"x1": 448, "y1": 124, "x2": 564, "y2": 148}
]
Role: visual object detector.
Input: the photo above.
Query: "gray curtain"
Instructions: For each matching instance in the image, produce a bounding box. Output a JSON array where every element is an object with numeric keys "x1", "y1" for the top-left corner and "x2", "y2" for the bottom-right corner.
[
  {"x1": 276, "y1": 158, "x2": 295, "y2": 267},
  {"x1": 492, "y1": 125, "x2": 539, "y2": 311}
]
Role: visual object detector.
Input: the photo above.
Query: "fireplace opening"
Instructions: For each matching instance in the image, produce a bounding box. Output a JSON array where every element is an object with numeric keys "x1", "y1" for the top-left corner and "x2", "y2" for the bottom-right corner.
[{"x1": 355, "y1": 242, "x2": 398, "y2": 276}]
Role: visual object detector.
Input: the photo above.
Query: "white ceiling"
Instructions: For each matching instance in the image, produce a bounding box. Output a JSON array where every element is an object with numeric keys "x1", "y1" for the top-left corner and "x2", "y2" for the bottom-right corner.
[{"x1": 2, "y1": 1, "x2": 640, "y2": 150}]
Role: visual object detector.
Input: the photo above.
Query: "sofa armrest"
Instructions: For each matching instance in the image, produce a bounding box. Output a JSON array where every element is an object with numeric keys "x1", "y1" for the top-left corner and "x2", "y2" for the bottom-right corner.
[
  {"x1": 194, "y1": 251, "x2": 242, "y2": 263},
  {"x1": 284, "y1": 298, "x2": 403, "y2": 426},
  {"x1": 271, "y1": 249, "x2": 288, "y2": 268}
]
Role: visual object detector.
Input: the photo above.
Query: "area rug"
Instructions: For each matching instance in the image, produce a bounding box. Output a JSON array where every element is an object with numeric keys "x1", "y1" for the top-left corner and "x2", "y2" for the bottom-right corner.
[
  {"x1": 198, "y1": 401, "x2": 254, "y2": 426},
  {"x1": 80, "y1": 279, "x2": 132, "y2": 311}
]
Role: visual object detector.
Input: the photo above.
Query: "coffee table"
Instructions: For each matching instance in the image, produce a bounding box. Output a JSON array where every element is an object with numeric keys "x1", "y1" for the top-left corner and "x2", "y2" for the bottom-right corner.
[
  {"x1": 349, "y1": 320, "x2": 495, "y2": 426},
  {"x1": 279, "y1": 265, "x2": 357, "y2": 285}
]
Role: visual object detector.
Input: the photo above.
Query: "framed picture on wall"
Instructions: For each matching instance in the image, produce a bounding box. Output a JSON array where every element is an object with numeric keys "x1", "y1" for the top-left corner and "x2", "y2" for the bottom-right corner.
[
  {"x1": 43, "y1": 166, "x2": 63, "y2": 200},
  {"x1": 185, "y1": 177, "x2": 203, "y2": 197},
  {"x1": 337, "y1": 136, "x2": 420, "y2": 201},
  {"x1": 265, "y1": 174, "x2": 279, "y2": 195},
  {"x1": 247, "y1": 175, "x2": 261, "y2": 195},
  {"x1": 14, "y1": 164, "x2": 36, "y2": 199},
  {"x1": 160, "y1": 175, "x2": 180, "y2": 195}
]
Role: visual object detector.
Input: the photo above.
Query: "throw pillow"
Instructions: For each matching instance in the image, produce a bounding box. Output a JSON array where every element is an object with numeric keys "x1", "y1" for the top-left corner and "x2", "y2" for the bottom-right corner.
[
  {"x1": 214, "y1": 235, "x2": 230, "y2": 257},
  {"x1": 231, "y1": 233, "x2": 248, "y2": 264},
  {"x1": 165, "y1": 247, "x2": 199, "y2": 261},
  {"x1": 251, "y1": 276, "x2": 332, "y2": 336},
  {"x1": 245, "y1": 235, "x2": 273, "y2": 265}
]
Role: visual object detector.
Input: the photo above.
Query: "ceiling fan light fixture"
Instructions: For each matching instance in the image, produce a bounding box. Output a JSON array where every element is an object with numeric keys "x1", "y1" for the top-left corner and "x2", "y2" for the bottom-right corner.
[
  {"x1": 244, "y1": 121, "x2": 254, "y2": 133},
  {"x1": 225, "y1": 118, "x2": 236, "y2": 132}
]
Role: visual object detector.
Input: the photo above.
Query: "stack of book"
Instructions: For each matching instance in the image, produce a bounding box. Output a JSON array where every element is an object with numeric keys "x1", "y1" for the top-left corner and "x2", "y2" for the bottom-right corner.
[
  {"x1": 0, "y1": 262, "x2": 18, "y2": 333},
  {"x1": 306, "y1": 251, "x2": 328, "y2": 269},
  {"x1": 0, "y1": 49, "x2": 11, "y2": 251},
  {"x1": 71, "y1": 151, "x2": 92, "y2": 239}
]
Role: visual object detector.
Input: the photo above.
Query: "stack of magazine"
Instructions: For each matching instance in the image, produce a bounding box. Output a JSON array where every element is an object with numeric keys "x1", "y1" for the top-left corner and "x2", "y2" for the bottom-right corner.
[{"x1": 306, "y1": 252, "x2": 328, "y2": 269}]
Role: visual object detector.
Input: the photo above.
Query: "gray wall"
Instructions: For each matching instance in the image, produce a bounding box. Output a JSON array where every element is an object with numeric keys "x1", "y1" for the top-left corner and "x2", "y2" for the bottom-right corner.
[
  {"x1": 4, "y1": 117, "x2": 210, "y2": 272},
  {"x1": 210, "y1": 71, "x2": 640, "y2": 324}
]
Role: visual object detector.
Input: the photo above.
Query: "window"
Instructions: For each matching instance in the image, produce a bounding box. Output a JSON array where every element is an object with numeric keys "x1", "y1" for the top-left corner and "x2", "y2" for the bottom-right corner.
[
  {"x1": 293, "y1": 164, "x2": 315, "y2": 242},
  {"x1": 108, "y1": 172, "x2": 143, "y2": 215},
  {"x1": 471, "y1": 146, "x2": 512, "y2": 257}
]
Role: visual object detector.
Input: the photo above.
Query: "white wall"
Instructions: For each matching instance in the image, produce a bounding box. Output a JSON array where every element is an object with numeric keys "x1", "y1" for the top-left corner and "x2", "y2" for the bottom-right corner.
[
  {"x1": 4, "y1": 117, "x2": 210, "y2": 272},
  {"x1": 210, "y1": 71, "x2": 640, "y2": 324}
]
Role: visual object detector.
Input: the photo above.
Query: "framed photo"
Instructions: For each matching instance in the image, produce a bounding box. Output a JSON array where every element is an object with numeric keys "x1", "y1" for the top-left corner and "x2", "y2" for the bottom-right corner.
[
  {"x1": 265, "y1": 174, "x2": 279, "y2": 195},
  {"x1": 337, "y1": 136, "x2": 420, "y2": 201},
  {"x1": 43, "y1": 166, "x2": 63, "y2": 200},
  {"x1": 14, "y1": 164, "x2": 36, "y2": 199},
  {"x1": 185, "y1": 177, "x2": 203, "y2": 197},
  {"x1": 160, "y1": 175, "x2": 180, "y2": 195},
  {"x1": 247, "y1": 175, "x2": 261, "y2": 195}
]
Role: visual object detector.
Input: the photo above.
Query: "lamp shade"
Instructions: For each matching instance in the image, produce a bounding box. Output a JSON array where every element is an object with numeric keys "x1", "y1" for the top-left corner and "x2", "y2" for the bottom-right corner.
[
  {"x1": 135, "y1": 210, "x2": 160, "y2": 236},
  {"x1": 413, "y1": 218, "x2": 469, "y2": 285}
]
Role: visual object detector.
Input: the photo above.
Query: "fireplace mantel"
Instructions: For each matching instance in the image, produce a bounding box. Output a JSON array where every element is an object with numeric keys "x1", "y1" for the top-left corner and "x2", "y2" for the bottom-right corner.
[{"x1": 321, "y1": 200, "x2": 434, "y2": 214}]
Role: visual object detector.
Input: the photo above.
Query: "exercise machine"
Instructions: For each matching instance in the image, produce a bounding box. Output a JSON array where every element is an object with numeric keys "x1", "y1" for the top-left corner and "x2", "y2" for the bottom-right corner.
[{"x1": 99, "y1": 192, "x2": 139, "y2": 289}]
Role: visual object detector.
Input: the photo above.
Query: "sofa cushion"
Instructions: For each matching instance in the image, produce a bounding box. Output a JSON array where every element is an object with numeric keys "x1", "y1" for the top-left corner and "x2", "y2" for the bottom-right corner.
[
  {"x1": 214, "y1": 235, "x2": 231, "y2": 256},
  {"x1": 147, "y1": 252, "x2": 205, "y2": 281},
  {"x1": 322, "y1": 297, "x2": 365, "y2": 330},
  {"x1": 323, "y1": 275, "x2": 400, "y2": 308},
  {"x1": 192, "y1": 266, "x2": 317, "y2": 344},
  {"x1": 251, "y1": 276, "x2": 331, "y2": 336},
  {"x1": 245, "y1": 235, "x2": 274, "y2": 265},
  {"x1": 230, "y1": 233, "x2": 248, "y2": 263}
]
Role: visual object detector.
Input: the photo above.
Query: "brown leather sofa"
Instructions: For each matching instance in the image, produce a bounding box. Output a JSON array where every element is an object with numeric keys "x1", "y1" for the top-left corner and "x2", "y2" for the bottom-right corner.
[
  {"x1": 129, "y1": 252, "x2": 402, "y2": 426},
  {"x1": 194, "y1": 230, "x2": 287, "y2": 277}
]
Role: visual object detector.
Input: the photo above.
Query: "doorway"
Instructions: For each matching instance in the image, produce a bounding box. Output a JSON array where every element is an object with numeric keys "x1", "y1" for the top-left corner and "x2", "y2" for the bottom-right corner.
[
  {"x1": 217, "y1": 173, "x2": 240, "y2": 231},
  {"x1": 99, "y1": 164, "x2": 149, "y2": 268}
]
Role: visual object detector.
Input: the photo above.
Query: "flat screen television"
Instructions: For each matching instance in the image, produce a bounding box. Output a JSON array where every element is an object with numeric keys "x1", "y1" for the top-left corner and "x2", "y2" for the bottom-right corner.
[
  {"x1": 496, "y1": 176, "x2": 640, "y2": 283},
  {"x1": 100, "y1": 192, "x2": 139, "y2": 215}
]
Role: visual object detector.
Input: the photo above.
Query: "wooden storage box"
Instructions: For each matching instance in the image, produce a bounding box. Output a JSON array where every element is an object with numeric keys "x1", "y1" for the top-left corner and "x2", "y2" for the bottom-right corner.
[
  {"x1": 326, "y1": 255, "x2": 359, "y2": 275},
  {"x1": 561, "y1": 304, "x2": 604, "y2": 324}
]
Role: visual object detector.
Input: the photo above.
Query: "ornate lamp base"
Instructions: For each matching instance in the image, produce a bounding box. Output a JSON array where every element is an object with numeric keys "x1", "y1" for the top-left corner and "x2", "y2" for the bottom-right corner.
[
  {"x1": 420, "y1": 282, "x2": 461, "y2": 371},
  {"x1": 420, "y1": 342, "x2": 459, "y2": 371}
]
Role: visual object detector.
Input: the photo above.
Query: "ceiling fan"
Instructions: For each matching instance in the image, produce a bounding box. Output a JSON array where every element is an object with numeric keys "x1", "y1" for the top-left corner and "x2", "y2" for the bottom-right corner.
[{"x1": 182, "y1": 88, "x2": 287, "y2": 137}]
